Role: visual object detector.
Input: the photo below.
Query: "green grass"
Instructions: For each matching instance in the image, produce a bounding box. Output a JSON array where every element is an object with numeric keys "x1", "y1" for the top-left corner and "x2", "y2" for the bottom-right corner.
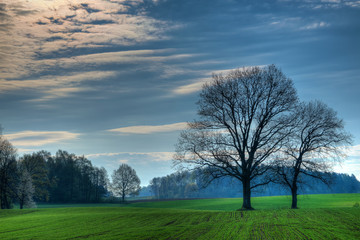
[
  {"x1": 0, "y1": 193, "x2": 359, "y2": 239},
  {"x1": 128, "y1": 193, "x2": 360, "y2": 211}
]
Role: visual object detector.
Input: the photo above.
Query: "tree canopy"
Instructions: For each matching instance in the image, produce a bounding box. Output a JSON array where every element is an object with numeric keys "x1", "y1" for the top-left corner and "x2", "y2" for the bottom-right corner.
[
  {"x1": 175, "y1": 65, "x2": 298, "y2": 209},
  {"x1": 112, "y1": 164, "x2": 141, "y2": 202}
]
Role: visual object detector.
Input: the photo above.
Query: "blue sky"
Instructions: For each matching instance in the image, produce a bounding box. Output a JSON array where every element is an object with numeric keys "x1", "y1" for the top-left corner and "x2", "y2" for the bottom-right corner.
[{"x1": 0, "y1": 0, "x2": 359, "y2": 185}]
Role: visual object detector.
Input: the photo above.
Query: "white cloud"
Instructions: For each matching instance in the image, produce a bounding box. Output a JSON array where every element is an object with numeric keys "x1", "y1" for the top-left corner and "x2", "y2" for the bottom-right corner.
[
  {"x1": 334, "y1": 158, "x2": 360, "y2": 180},
  {"x1": 278, "y1": 0, "x2": 360, "y2": 9},
  {"x1": 117, "y1": 159, "x2": 129, "y2": 164},
  {"x1": 332, "y1": 144, "x2": 360, "y2": 180},
  {"x1": 345, "y1": 144, "x2": 360, "y2": 157},
  {"x1": 344, "y1": 1, "x2": 360, "y2": 8},
  {"x1": 86, "y1": 151, "x2": 174, "y2": 162},
  {"x1": 29, "y1": 87, "x2": 90, "y2": 102},
  {"x1": 172, "y1": 78, "x2": 209, "y2": 95},
  {"x1": 107, "y1": 122, "x2": 188, "y2": 134},
  {"x1": 300, "y1": 21, "x2": 330, "y2": 30},
  {"x1": 4, "y1": 130, "x2": 80, "y2": 147}
]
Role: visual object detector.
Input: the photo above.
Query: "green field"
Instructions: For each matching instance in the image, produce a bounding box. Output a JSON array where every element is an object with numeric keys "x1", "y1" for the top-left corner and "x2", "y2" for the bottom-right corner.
[{"x1": 0, "y1": 194, "x2": 359, "y2": 239}]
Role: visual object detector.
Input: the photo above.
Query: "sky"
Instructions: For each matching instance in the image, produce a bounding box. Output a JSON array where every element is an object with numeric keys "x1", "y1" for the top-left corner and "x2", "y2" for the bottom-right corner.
[{"x1": 0, "y1": 0, "x2": 359, "y2": 185}]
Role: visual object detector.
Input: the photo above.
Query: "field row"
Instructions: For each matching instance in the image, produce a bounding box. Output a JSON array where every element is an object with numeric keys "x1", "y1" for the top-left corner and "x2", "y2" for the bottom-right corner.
[{"x1": 0, "y1": 207, "x2": 359, "y2": 239}]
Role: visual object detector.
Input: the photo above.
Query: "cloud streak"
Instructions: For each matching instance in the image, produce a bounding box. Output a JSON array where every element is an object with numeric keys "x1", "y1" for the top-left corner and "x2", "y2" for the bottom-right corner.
[
  {"x1": 172, "y1": 78, "x2": 209, "y2": 95},
  {"x1": 0, "y1": 71, "x2": 117, "y2": 101},
  {"x1": 171, "y1": 66, "x2": 265, "y2": 96},
  {"x1": 4, "y1": 130, "x2": 80, "y2": 147},
  {"x1": 108, "y1": 122, "x2": 188, "y2": 134},
  {"x1": 278, "y1": 0, "x2": 360, "y2": 9},
  {"x1": 300, "y1": 21, "x2": 330, "y2": 30},
  {"x1": 86, "y1": 151, "x2": 174, "y2": 162}
]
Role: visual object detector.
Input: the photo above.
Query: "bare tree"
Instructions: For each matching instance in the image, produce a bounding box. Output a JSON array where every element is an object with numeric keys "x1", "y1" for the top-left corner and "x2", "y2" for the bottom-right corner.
[
  {"x1": 111, "y1": 164, "x2": 140, "y2": 202},
  {"x1": 16, "y1": 169, "x2": 36, "y2": 209},
  {"x1": 274, "y1": 100, "x2": 352, "y2": 209},
  {"x1": 0, "y1": 135, "x2": 17, "y2": 209},
  {"x1": 19, "y1": 151, "x2": 50, "y2": 202},
  {"x1": 174, "y1": 65, "x2": 298, "y2": 209}
]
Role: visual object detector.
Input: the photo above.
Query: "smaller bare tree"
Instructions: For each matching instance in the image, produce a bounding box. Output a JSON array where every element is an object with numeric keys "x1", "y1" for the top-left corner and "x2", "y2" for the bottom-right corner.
[
  {"x1": 274, "y1": 100, "x2": 352, "y2": 209},
  {"x1": 17, "y1": 169, "x2": 36, "y2": 209},
  {"x1": 111, "y1": 164, "x2": 141, "y2": 202}
]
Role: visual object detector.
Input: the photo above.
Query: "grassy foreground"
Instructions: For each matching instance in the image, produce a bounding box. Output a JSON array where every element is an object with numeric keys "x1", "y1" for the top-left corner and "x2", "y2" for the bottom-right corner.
[{"x1": 0, "y1": 194, "x2": 359, "y2": 239}]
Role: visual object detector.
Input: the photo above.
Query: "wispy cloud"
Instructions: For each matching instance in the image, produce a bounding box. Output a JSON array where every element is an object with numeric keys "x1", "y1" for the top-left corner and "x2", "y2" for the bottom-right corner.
[
  {"x1": 278, "y1": 0, "x2": 360, "y2": 9},
  {"x1": 107, "y1": 122, "x2": 188, "y2": 134},
  {"x1": 345, "y1": 144, "x2": 360, "y2": 157},
  {"x1": 52, "y1": 49, "x2": 194, "y2": 67},
  {"x1": 171, "y1": 66, "x2": 265, "y2": 96},
  {"x1": 86, "y1": 152, "x2": 174, "y2": 162},
  {"x1": 172, "y1": 78, "x2": 209, "y2": 95},
  {"x1": 344, "y1": 1, "x2": 360, "y2": 8},
  {"x1": 30, "y1": 87, "x2": 89, "y2": 102},
  {"x1": 0, "y1": 71, "x2": 116, "y2": 101},
  {"x1": 300, "y1": 21, "x2": 330, "y2": 30},
  {"x1": 0, "y1": 71, "x2": 116, "y2": 92},
  {"x1": 4, "y1": 130, "x2": 80, "y2": 147},
  {"x1": 334, "y1": 158, "x2": 360, "y2": 181},
  {"x1": 266, "y1": 16, "x2": 331, "y2": 32},
  {"x1": 332, "y1": 144, "x2": 360, "y2": 180}
]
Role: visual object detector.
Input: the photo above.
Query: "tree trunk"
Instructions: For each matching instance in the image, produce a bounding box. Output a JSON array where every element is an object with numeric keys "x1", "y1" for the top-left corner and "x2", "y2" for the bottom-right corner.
[
  {"x1": 241, "y1": 178, "x2": 253, "y2": 210},
  {"x1": 291, "y1": 166, "x2": 300, "y2": 209},
  {"x1": 291, "y1": 184, "x2": 298, "y2": 209},
  {"x1": 0, "y1": 195, "x2": 4, "y2": 209},
  {"x1": 20, "y1": 200, "x2": 24, "y2": 210},
  {"x1": 4, "y1": 194, "x2": 10, "y2": 209},
  {"x1": 122, "y1": 190, "x2": 125, "y2": 202}
]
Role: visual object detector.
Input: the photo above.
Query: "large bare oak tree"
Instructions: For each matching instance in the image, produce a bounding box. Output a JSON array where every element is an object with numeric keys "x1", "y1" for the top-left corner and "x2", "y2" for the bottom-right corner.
[{"x1": 174, "y1": 65, "x2": 298, "y2": 209}]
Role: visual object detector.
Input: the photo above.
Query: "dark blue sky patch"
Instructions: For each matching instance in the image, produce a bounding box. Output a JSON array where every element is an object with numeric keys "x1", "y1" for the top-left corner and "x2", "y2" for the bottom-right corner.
[
  {"x1": 45, "y1": 16, "x2": 64, "y2": 25},
  {"x1": 35, "y1": 20, "x2": 47, "y2": 25},
  {"x1": 44, "y1": 36, "x2": 66, "y2": 42}
]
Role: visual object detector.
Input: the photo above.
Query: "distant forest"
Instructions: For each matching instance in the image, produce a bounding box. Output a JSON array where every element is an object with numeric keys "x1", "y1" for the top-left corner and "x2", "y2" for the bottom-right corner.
[
  {"x1": 144, "y1": 169, "x2": 360, "y2": 199},
  {"x1": 0, "y1": 149, "x2": 108, "y2": 209}
]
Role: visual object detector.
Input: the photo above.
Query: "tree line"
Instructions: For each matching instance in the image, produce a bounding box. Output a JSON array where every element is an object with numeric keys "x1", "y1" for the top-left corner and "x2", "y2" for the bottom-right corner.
[
  {"x1": 0, "y1": 139, "x2": 109, "y2": 209},
  {"x1": 0, "y1": 132, "x2": 143, "y2": 209},
  {"x1": 148, "y1": 169, "x2": 360, "y2": 200}
]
